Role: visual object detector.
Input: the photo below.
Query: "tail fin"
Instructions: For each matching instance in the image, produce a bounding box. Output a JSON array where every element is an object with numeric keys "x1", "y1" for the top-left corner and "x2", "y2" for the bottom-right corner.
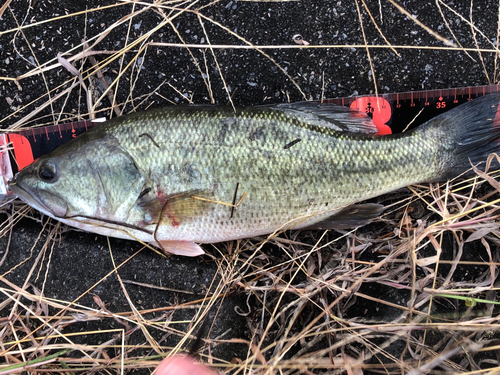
[{"x1": 420, "y1": 92, "x2": 500, "y2": 179}]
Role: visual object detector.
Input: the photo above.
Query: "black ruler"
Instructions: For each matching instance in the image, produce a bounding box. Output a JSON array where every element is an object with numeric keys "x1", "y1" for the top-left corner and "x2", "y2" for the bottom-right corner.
[{"x1": 322, "y1": 84, "x2": 500, "y2": 134}]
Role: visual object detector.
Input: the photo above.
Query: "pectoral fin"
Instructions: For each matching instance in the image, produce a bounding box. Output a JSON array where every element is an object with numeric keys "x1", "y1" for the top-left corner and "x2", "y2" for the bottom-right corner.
[
  {"x1": 139, "y1": 189, "x2": 214, "y2": 227},
  {"x1": 305, "y1": 203, "x2": 385, "y2": 230},
  {"x1": 155, "y1": 240, "x2": 205, "y2": 257}
]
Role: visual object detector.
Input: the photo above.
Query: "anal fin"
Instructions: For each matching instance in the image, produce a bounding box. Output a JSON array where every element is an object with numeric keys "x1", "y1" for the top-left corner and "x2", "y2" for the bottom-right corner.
[{"x1": 305, "y1": 203, "x2": 385, "y2": 230}]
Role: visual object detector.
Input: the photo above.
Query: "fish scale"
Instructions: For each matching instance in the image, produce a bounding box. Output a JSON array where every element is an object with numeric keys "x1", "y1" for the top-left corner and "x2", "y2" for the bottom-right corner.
[{"x1": 8, "y1": 94, "x2": 500, "y2": 256}]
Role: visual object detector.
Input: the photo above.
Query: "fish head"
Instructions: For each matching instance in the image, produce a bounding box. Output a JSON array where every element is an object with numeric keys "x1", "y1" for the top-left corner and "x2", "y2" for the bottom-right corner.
[
  {"x1": 9, "y1": 151, "x2": 106, "y2": 220},
  {"x1": 8, "y1": 136, "x2": 145, "y2": 226}
]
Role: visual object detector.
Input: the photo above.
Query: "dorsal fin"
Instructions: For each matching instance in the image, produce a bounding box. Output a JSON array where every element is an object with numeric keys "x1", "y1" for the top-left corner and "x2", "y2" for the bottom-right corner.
[{"x1": 271, "y1": 102, "x2": 382, "y2": 135}]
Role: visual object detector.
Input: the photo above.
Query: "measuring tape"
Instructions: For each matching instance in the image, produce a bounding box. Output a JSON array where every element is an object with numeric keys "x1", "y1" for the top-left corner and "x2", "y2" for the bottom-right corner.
[
  {"x1": 325, "y1": 84, "x2": 500, "y2": 134},
  {"x1": 1, "y1": 84, "x2": 498, "y2": 195}
]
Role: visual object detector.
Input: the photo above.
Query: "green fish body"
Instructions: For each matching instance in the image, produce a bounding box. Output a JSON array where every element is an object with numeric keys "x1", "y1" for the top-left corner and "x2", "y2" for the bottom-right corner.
[{"x1": 9, "y1": 95, "x2": 500, "y2": 256}]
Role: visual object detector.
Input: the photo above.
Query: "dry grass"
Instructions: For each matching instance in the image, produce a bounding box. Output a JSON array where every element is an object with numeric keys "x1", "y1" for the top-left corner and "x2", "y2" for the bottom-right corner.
[{"x1": 2, "y1": 0, "x2": 500, "y2": 374}]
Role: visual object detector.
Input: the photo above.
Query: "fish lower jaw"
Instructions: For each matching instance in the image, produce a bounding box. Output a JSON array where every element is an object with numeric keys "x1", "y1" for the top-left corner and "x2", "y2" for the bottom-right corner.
[{"x1": 43, "y1": 216, "x2": 153, "y2": 243}]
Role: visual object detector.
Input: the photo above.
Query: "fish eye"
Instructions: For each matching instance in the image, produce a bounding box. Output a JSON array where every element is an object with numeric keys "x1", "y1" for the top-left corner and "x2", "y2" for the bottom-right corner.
[{"x1": 38, "y1": 163, "x2": 56, "y2": 181}]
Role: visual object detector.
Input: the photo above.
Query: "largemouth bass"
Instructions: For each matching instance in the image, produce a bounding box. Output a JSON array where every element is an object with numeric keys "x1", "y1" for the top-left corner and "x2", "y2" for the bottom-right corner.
[{"x1": 8, "y1": 94, "x2": 500, "y2": 256}]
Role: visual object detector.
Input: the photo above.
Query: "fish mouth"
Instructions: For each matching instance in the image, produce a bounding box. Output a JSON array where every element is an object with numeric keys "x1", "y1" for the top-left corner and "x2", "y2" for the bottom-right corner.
[{"x1": 8, "y1": 178, "x2": 68, "y2": 218}]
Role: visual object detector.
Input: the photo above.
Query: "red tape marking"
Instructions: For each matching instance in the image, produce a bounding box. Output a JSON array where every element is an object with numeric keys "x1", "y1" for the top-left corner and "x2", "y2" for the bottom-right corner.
[
  {"x1": 7, "y1": 134, "x2": 34, "y2": 170},
  {"x1": 350, "y1": 96, "x2": 392, "y2": 135}
]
